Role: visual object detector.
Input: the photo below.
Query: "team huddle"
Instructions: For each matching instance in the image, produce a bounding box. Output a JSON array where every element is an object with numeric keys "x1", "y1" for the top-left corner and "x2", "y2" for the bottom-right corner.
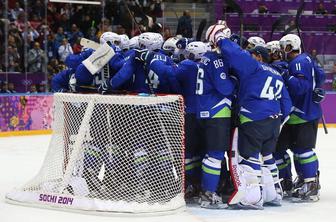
[{"x1": 51, "y1": 20, "x2": 325, "y2": 210}]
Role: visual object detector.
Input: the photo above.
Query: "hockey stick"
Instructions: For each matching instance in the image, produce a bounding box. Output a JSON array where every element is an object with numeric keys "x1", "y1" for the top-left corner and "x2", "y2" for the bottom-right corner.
[
  {"x1": 122, "y1": 0, "x2": 142, "y2": 34},
  {"x1": 196, "y1": 19, "x2": 207, "y2": 41},
  {"x1": 225, "y1": 0, "x2": 244, "y2": 47},
  {"x1": 270, "y1": 15, "x2": 289, "y2": 41}
]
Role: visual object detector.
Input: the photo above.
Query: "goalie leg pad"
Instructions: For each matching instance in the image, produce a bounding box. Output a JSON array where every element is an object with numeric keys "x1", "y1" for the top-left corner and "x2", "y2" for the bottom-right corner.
[
  {"x1": 261, "y1": 167, "x2": 282, "y2": 206},
  {"x1": 229, "y1": 164, "x2": 263, "y2": 210},
  {"x1": 82, "y1": 42, "x2": 115, "y2": 74}
]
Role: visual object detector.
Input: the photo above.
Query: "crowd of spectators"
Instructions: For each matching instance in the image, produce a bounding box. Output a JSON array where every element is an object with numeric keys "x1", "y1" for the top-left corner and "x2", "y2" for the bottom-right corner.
[
  {"x1": 0, "y1": 0, "x2": 166, "y2": 93},
  {"x1": 0, "y1": 0, "x2": 335, "y2": 93}
]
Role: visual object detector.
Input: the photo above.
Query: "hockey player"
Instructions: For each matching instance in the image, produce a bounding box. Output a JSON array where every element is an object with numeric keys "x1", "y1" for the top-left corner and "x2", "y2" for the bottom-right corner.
[
  {"x1": 210, "y1": 21, "x2": 292, "y2": 209},
  {"x1": 278, "y1": 34, "x2": 325, "y2": 202},
  {"x1": 265, "y1": 40, "x2": 294, "y2": 196},
  {"x1": 99, "y1": 32, "x2": 175, "y2": 94},
  {"x1": 187, "y1": 25, "x2": 236, "y2": 209},
  {"x1": 147, "y1": 41, "x2": 208, "y2": 203}
]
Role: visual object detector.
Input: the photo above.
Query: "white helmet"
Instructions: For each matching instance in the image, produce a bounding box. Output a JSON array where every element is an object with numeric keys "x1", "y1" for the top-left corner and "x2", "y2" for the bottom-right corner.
[
  {"x1": 247, "y1": 36, "x2": 265, "y2": 48},
  {"x1": 100, "y1": 32, "x2": 120, "y2": 45},
  {"x1": 119, "y1": 34, "x2": 130, "y2": 50},
  {"x1": 162, "y1": 36, "x2": 180, "y2": 55},
  {"x1": 279, "y1": 34, "x2": 301, "y2": 53},
  {"x1": 205, "y1": 23, "x2": 231, "y2": 45},
  {"x1": 186, "y1": 41, "x2": 207, "y2": 60},
  {"x1": 266, "y1": 40, "x2": 281, "y2": 54},
  {"x1": 205, "y1": 42, "x2": 212, "y2": 52},
  {"x1": 129, "y1": 36, "x2": 139, "y2": 49},
  {"x1": 138, "y1": 32, "x2": 164, "y2": 51}
]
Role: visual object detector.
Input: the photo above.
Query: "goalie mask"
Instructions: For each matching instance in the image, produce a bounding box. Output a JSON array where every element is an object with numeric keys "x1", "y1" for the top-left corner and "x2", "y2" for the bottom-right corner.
[
  {"x1": 205, "y1": 23, "x2": 231, "y2": 46},
  {"x1": 138, "y1": 32, "x2": 164, "y2": 51}
]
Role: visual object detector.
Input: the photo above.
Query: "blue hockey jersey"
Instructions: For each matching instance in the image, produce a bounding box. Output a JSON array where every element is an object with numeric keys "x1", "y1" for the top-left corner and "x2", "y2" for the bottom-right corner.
[
  {"x1": 218, "y1": 38, "x2": 292, "y2": 123},
  {"x1": 285, "y1": 53, "x2": 323, "y2": 123},
  {"x1": 74, "y1": 51, "x2": 125, "y2": 87},
  {"x1": 149, "y1": 58, "x2": 198, "y2": 114},
  {"x1": 65, "y1": 48, "x2": 93, "y2": 70},
  {"x1": 51, "y1": 69, "x2": 75, "y2": 92},
  {"x1": 110, "y1": 50, "x2": 175, "y2": 94},
  {"x1": 195, "y1": 51, "x2": 235, "y2": 119}
]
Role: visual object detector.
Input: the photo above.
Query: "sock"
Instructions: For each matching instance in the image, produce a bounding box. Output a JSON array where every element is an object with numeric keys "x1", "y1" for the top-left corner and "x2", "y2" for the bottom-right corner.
[
  {"x1": 185, "y1": 154, "x2": 202, "y2": 187},
  {"x1": 263, "y1": 153, "x2": 279, "y2": 182},
  {"x1": 274, "y1": 151, "x2": 292, "y2": 179},
  {"x1": 202, "y1": 151, "x2": 225, "y2": 192},
  {"x1": 293, "y1": 148, "x2": 319, "y2": 180}
]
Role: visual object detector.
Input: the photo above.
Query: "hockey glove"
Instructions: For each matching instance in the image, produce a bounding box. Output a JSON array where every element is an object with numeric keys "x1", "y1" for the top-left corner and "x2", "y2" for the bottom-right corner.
[
  {"x1": 280, "y1": 70, "x2": 290, "y2": 82},
  {"x1": 176, "y1": 38, "x2": 194, "y2": 49},
  {"x1": 134, "y1": 49, "x2": 154, "y2": 65},
  {"x1": 312, "y1": 88, "x2": 326, "y2": 103},
  {"x1": 97, "y1": 79, "x2": 112, "y2": 95}
]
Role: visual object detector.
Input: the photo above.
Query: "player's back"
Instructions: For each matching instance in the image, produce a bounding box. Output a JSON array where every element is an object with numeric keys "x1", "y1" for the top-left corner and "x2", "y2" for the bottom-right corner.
[
  {"x1": 196, "y1": 51, "x2": 234, "y2": 119},
  {"x1": 174, "y1": 59, "x2": 199, "y2": 114},
  {"x1": 287, "y1": 53, "x2": 322, "y2": 122},
  {"x1": 238, "y1": 63, "x2": 288, "y2": 122}
]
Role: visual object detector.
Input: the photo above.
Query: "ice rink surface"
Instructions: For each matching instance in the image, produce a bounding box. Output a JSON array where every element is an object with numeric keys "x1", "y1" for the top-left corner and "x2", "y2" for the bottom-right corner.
[{"x1": 1, "y1": 129, "x2": 335, "y2": 222}]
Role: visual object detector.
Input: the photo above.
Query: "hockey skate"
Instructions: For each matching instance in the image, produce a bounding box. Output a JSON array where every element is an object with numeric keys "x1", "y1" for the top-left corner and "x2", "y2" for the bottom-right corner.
[
  {"x1": 185, "y1": 184, "x2": 201, "y2": 205},
  {"x1": 230, "y1": 199, "x2": 264, "y2": 210},
  {"x1": 281, "y1": 178, "x2": 293, "y2": 198},
  {"x1": 292, "y1": 174, "x2": 320, "y2": 202},
  {"x1": 200, "y1": 191, "x2": 228, "y2": 209}
]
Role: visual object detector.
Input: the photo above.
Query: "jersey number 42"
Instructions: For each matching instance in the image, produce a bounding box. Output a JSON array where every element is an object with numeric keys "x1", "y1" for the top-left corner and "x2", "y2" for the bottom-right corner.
[{"x1": 260, "y1": 76, "x2": 283, "y2": 100}]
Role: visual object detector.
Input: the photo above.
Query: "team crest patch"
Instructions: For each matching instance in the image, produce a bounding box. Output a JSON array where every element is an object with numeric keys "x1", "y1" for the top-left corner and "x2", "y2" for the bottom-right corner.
[{"x1": 220, "y1": 72, "x2": 227, "y2": 79}]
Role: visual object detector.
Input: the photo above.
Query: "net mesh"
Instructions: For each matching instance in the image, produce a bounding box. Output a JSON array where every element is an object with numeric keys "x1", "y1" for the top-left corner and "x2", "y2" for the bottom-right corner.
[{"x1": 6, "y1": 93, "x2": 185, "y2": 214}]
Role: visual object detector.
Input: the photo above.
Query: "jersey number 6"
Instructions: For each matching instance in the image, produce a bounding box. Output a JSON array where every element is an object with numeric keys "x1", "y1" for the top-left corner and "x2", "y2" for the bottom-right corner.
[{"x1": 196, "y1": 67, "x2": 204, "y2": 95}]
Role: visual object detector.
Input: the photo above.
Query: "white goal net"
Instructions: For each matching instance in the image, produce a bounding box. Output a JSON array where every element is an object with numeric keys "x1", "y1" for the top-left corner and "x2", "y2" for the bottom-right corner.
[{"x1": 6, "y1": 93, "x2": 186, "y2": 215}]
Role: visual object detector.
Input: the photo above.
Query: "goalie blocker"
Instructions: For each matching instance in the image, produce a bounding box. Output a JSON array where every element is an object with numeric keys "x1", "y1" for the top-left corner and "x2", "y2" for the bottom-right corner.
[{"x1": 82, "y1": 42, "x2": 115, "y2": 75}]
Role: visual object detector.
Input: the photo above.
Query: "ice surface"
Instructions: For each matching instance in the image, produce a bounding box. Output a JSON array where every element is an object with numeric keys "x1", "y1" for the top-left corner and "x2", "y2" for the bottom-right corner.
[{"x1": 1, "y1": 129, "x2": 336, "y2": 222}]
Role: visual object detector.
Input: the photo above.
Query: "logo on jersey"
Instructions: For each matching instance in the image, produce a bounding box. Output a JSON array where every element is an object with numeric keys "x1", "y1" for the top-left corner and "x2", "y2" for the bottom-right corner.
[
  {"x1": 200, "y1": 111, "x2": 210, "y2": 118},
  {"x1": 220, "y1": 72, "x2": 227, "y2": 80}
]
